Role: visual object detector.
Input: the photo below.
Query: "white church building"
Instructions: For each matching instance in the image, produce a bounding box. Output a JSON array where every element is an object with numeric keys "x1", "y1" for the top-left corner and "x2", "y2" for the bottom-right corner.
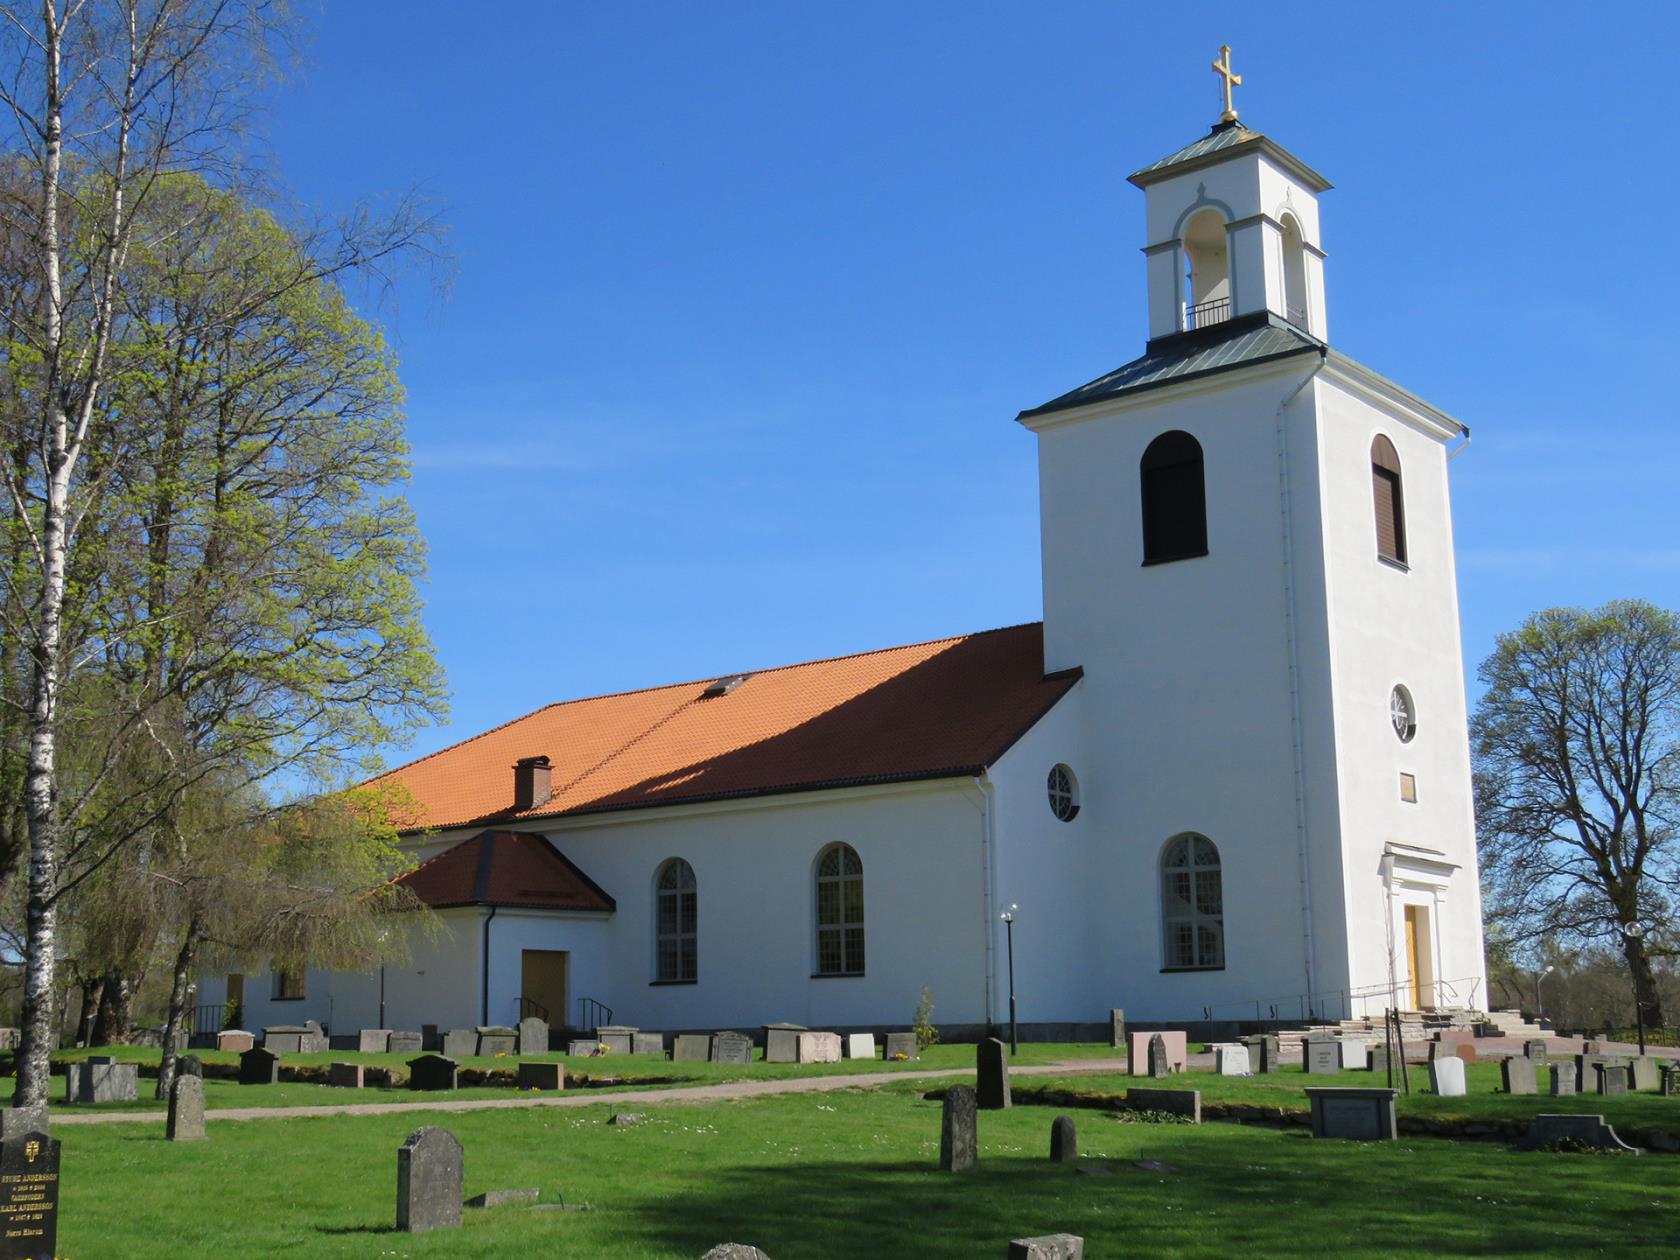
[{"x1": 207, "y1": 65, "x2": 1488, "y2": 1041}]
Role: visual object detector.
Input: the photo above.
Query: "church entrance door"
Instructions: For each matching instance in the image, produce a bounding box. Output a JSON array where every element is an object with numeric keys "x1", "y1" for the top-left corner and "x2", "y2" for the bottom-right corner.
[
  {"x1": 1403, "y1": 905, "x2": 1429, "y2": 1010},
  {"x1": 521, "y1": 949, "x2": 569, "y2": 1029}
]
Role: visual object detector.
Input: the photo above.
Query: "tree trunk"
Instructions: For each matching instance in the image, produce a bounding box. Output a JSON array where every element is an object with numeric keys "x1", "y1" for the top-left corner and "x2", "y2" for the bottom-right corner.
[
  {"x1": 73, "y1": 979, "x2": 102, "y2": 1048},
  {"x1": 1624, "y1": 935, "x2": 1665, "y2": 1030},
  {"x1": 155, "y1": 919, "x2": 200, "y2": 1100}
]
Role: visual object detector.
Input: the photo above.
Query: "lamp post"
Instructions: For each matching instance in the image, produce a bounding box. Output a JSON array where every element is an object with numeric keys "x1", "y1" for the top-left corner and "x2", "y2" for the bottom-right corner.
[
  {"x1": 1622, "y1": 921, "x2": 1647, "y2": 1055},
  {"x1": 1000, "y1": 903, "x2": 1019, "y2": 1056},
  {"x1": 1537, "y1": 964, "x2": 1555, "y2": 1024}
]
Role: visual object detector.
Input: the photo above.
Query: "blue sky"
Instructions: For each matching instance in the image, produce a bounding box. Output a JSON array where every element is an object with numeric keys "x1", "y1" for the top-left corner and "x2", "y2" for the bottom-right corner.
[{"x1": 261, "y1": 3, "x2": 1679, "y2": 766}]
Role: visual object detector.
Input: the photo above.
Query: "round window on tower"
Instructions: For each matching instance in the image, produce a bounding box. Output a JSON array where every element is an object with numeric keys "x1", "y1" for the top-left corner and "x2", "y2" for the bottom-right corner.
[
  {"x1": 1047, "y1": 764, "x2": 1080, "y2": 822},
  {"x1": 1390, "y1": 685, "x2": 1418, "y2": 744}
]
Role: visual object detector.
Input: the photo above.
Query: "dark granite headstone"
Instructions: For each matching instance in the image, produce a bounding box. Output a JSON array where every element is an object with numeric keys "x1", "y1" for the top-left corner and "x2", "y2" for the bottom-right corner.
[
  {"x1": 1597, "y1": 1063, "x2": 1629, "y2": 1096},
  {"x1": 238, "y1": 1046, "x2": 280, "y2": 1085},
  {"x1": 516, "y1": 1062, "x2": 563, "y2": 1091},
  {"x1": 1126, "y1": 1087, "x2": 1200, "y2": 1121},
  {"x1": 1575, "y1": 1053, "x2": 1605, "y2": 1093},
  {"x1": 1109, "y1": 1009, "x2": 1125, "y2": 1049},
  {"x1": 1513, "y1": 1113, "x2": 1639, "y2": 1153},
  {"x1": 977, "y1": 1037, "x2": 1011, "y2": 1109},
  {"x1": 358, "y1": 1029, "x2": 391, "y2": 1054},
  {"x1": 711, "y1": 1032, "x2": 753, "y2": 1065},
  {"x1": 1007, "y1": 1235, "x2": 1084, "y2": 1260},
  {"x1": 407, "y1": 1054, "x2": 459, "y2": 1092},
  {"x1": 1304, "y1": 1038, "x2": 1341, "y2": 1075},
  {"x1": 673, "y1": 1034, "x2": 711, "y2": 1062},
  {"x1": 396, "y1": 1126, "x2": 463, "y2": 1233},
  {"x1": 1049, "y1": 1114, "x2": 1077, "y2": 1162},
  {"x1": 1524, "y1": 1039, "x2": 1549, "y2": 1065},
  {"x1": 329, "y1": 1062, "x2": 365, "y2": 1089},
  {"x1": 517, "y1": 1017, "x2": 549, "y2": 1057},
  {"x1": 632, "y1": 1032, "x2": 664, "y2": 1056},
  {"x1": 1305, "y1": 1087, "x2": 1398, "y2": 1140},
  {"x1": 1147, "y1": 1033, "x2": 1170, "y2": 1080},
  {"x1": 177, "y1": 1054, "x2": 203, "y2": 1079},
  {"x1": 1549, "y1": 1064, "x2": 1576, "y2": 1096},
  {"x1": 167, "y1": 1075, "x2": 206, "y2": 1141},
  {"x1": 884, "y1": 1032, "x2": 918, "y2": 1061},
  {"x1": 441, "y1": 1029, "x2": 478, "y2": 1060},
  {"x1": 389, "y1": 1031, "x2": 424, "y2": 1056},
  {"x1": 0, "y1": 1129, "x2": 59, "y2": 1258},
  {"x1": 763, "y1": 1023, "x2": 806, "y2": 1064},
  {"x1": 1502, "y1": 1056, "x2": 1538, "y2": 1096},
  {"x1": 1241, "y1": 1034, "x2": 1279, "y2": 1074},
  {"x1": 422, "y1": 1024, "x2": 440, "y2": 1052},
  {"x1": 939, "y1": 1085, "x2": 977, "y2": 1172}
]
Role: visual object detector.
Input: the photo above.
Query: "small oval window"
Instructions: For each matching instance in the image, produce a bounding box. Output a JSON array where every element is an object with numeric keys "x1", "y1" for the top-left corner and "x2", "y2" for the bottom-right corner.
[
  {"x1": 1390, "y1": 685, "x2": 1417, "y2": 743},
  {"x1": 1047, "y1": 765, "x2": 1080, "y2": 822}
]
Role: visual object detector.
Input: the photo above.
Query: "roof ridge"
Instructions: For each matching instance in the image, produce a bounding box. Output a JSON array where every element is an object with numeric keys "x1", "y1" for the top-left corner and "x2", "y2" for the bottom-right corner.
[{"x1": 370, "y1": 621, "x2": 1046, "y2": 785}]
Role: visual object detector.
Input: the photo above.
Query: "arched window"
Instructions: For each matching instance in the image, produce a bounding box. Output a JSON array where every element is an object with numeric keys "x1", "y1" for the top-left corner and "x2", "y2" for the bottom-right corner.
[
  {"x1": 655, "y1": 858, "x2": 697, "y2": 982},
  {"x1": 814, "y1": 843, "x2": 864, "y2": 976},
  {"x1": 1161, "y1": 834, "x2": 1224, "y2": 970},
  {"x1": 1371, "y1": 434, "x2": 1407, "y2": 566},
  {"x1": 1280, "y1": 214, "x2": 1308, "y2": 329},
  {"x1": 1140, "y1": 430, "x2": 1208, "y2": 565},
  {"x1": 1182, "y1": 208, "x2": 1231, "y2": 329}
]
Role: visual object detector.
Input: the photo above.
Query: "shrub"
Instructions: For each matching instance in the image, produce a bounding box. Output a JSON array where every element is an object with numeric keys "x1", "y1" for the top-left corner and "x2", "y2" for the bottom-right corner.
[{"x1": 912, "y1": 986, "x2": 939, "y2": 1049}]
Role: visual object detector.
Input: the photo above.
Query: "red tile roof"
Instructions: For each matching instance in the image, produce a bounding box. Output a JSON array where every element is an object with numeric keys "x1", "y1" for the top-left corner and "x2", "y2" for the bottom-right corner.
[
  {"x1": 394, "y1": 829, "x2": 616, "y2": 912},
  {"x1": 374, "y1": 622, "x2": 1078, "y2": 833}
]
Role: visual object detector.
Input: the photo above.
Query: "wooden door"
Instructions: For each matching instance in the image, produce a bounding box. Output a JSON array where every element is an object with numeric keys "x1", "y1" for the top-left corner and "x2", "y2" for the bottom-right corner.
[
  {"x1": 1404, "y1": 907, "x2": 1423, "y2": 1010},
  {"x1": 521, "y1": 950, "x2": 569, "y2": 1027}
]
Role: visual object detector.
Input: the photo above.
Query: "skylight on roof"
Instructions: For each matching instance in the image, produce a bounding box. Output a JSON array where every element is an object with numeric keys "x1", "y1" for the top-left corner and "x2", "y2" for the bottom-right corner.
[{"x1": 701, "y1": 673, "x2": 752, "y2": 698}]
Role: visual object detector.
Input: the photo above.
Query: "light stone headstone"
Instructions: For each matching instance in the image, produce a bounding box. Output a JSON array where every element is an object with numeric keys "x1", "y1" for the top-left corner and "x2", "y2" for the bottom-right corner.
[
  {"x1": 167, "y1": 1074, "x2": 206, "y2": 1140},
  {"x1": 939, "y1": 1084, "x2": 977, "y2": 1172},
  {"x1": 702, "y1": 1247, "x2": 774, "y2": 1260},
  {"x1": 396, "y1": 1126, "x2": 464, "y2": 1233},
  {"x1": 441, "y1": 1029, "x2": 477, "y2": 1060},
  {"x1": 1338, "y1": 1040, "x2": 1369, "y2": 1070},
  {"x1": 567, "y1": 1040, "x2": 604, "y2": 1057},
  {"x1": 1049, "y1": 1114, "x2": 1077, "y2": 1163},
  {"x1": 475, "y1": 1026, "x2": 517, "y2": 1057},
  {"x1": 1501, "y1": 1056, "x2": 1537, "y2": 1095},
  {"x1": 388, "y1": 1031, "x2": 423, "y2": 1056},
  {"x1": 1215, "y1": 1044, "x2": 1250, "y2": 1076},
  {"x1": 216, "y1": 1030, "x2": 254, "y2": 1054},
  {"x1": 632, "y1": 1032, "x2": 664, "y2": 1056},
  {"x1": 796, "y1": 1032, "x2": 842, "y2": 1064},
  {"x1": 977, "y1": 1037, "x2": 1012, "y2": 1108},
  {"x1": 1007, "y1": 1235, "x2": 1084, "y2": 1260},
  {"x1": 884, "y1": 1032, "x2": 918, "y2": 1061},
  {"x1": 517, "y1": 1016, "x2": 549, "y2": 1057},
  {"x1": 1429, "y1": 1055, "x2": 1466, "y2": 1097},
  {"x1": 1109, "y1": 1009, "x2": 1125, "y2": 1049},
  {"x1": 673, "y1": 1034, "x2": 711, "y2": 1062},
  {"x1": 1524, "y1": 1039, "x2": 1549, "y2": 1065},
  {"x1": 594, "y1": 1025, "x2": 636, "y2": 1055},
  {"x1": 1304, "y1": 1039, "x2": 1341, "y2": 1075},
  {"x1": 357, "y1": 1029, "x2": 391, "y2": 1054},
  {"x1": 1597, "y1": 1063, "x2": 1629, "y2": 1096},
  {"x1": 1549, "y1": 1064, "x2": 1576, "y2": 1096},
  {"x1": 711, "y1": 1032, "x2": 753, "y2": 1065},
  {"x1": 844, "y1": 1033, "x2": 876, "y2": 1060},
  {"x1": 65, "y1": 1059, "x2": 139, "y2": 1104},
  {"x1": 1631, "y1": 1057, "x2": 1660, "y2": 1092}
]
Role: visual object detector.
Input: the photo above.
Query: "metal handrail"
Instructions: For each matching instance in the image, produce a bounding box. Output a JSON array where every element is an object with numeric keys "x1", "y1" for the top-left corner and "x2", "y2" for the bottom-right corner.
[
  {"x1": 518, "y1": 997, "x2": 548, "y2": 1022},
  {"x1": 188, "y1": 1004, "x2": 225, "y2": 1036},
  {"x1": 1191, "y1": 975, "x2": 1489, "y2": 1025},
  {"x1": 578, "y1": 997, "x2": 612, "y2": 1031},
  {"x1": 1183, "y1": 296, "x2": 1231, "y2": 330}
]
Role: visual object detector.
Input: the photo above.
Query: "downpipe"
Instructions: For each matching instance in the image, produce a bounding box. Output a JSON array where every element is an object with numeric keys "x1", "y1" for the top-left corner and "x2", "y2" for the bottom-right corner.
[{"x1": 481, "y1": 905, "x2": 498, "y2": 1026}]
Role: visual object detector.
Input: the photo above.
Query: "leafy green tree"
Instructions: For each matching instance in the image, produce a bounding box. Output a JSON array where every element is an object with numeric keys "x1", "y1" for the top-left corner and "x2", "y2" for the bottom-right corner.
[{"x1": 1473, "y1": 599, "x2": 1680, "y2": 1030}]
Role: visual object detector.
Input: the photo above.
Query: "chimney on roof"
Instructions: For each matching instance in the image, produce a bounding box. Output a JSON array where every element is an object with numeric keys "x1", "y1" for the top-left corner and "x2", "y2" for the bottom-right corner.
[{"x1": 513, "y1": 755, "x2": 552, "y2": 811}]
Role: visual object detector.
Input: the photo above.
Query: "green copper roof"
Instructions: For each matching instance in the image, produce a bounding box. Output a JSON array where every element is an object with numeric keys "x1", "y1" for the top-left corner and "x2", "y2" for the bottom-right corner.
[{"x1": 1128, "y1": 122, "x2": 1332, "y2": 192}]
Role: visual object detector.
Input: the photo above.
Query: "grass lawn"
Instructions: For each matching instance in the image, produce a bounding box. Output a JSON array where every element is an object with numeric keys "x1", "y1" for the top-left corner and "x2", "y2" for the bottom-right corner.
[{"x1": 53, "y1": 1083, "x2": 1679, "y2": 1259}]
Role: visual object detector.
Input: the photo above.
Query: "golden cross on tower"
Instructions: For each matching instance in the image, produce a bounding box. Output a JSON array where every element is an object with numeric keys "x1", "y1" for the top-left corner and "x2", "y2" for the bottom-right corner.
[{"x1": 1211, "y1": 44, "x2": 1242, "y2": 124}]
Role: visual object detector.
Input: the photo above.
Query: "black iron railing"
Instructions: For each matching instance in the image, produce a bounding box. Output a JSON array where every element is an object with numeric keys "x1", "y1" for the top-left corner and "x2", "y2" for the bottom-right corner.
[
  {"x1": 578, "y1": 997, "x2": 612, "y2": 1031},
  {"x1": 189, "y1": 1004, "x2": 225, "y2": 1036},
  {"x1": 518, "y1": 997, "x2": 548, "y2": 1022},
  {"x1": 1183, "y1": 296, "x2": 1231, "y2": 330}
]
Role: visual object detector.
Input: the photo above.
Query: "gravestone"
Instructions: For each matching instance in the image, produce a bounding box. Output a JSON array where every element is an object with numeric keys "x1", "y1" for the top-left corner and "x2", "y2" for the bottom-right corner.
[
  {"x1": 406, "y1": 1054, "x2": 459, "y2": 1092},
  {"x1": 1513, "y1": 1113, "x2": 1639, "y2": 1154},
  {"x1": 1549, "y1": 1064, "x2": 1576, "y2": 1096},
  {"x1": 1338, "y1": 1040, "x2": 1369, "y2": 1071},
  {"x1": 567, "y1": 1040, "x2": 604, "y2": 1057},
  {"x1": 0, "y1": 1030, "x2": 18, "y2": 1052},
  {"x1": 177, "y1": 1054, "x2": 203, "y2": 1079},
  {"x1": 796, "y1": 1032, "x2": 842, "y2": 1064},
  {"x1": 884, "y1": 1032, "x2": 918, "y2": 1061},
  {"x1": 167, "y1": 1075, "x2": 206, "y2": 1141},
  {"x1": 466, "y1": 1187, "x2": 540, "y2": 1208},
  {"x1": 1453, "y1": 1043, "x2": 1479, "y2": 1065},
  {"x1": 0, "y1": 1109, "x2": 47, "y2": 1143},
  {"x1": 358, "y1": 1029, "x2": 391, "y2": 1054},
  {"x1": 262, "y1": 1027, "x2": 303, "y2": 1055},
  {"x1": 1501, "y1": 1056, "x2": 1537, "y2": 1096},
  {"x1": 516, "y1": 1062, "x2": 563, "y2": 1091},
  {"x1": 64, "y1": 1060, "x2": 138, "y2": 1104},
  {"x1": 1147, "y1": 1034, "x2": 1170, "y2": 1080},
  {"x1": 711, "y1": 1032, "x2": 753, "y2": 1065},
  {"x1": 1215, "y1": 1044, "x2": 1250, "y2": 1076},
  {"x1": 1305, "y1": 1038, "x2": 1341, "y2": 1075},
  {"x1": 939, "y1": 1085, "x2": 977, "y2": 1172},
  {"x1": 844, "y1": 1033, "x2": 876, "y2": 1060},
  {"x1": 595, "y1": 1025, "x2": 637, "y2": 1055},
  {"x1": 1008, "y1": 1235, "x2": 1084, "y2": 1260},
  {"x1": 238, "y1": 1046, "x2": 279, "y2": 1085},
  {"x1": 1240, "y1": 1034, "x2": 1279, "y2": 1074},
  {"x1": 632, "y1": 1032, "x2": 664, "y2": 1056},
  {"x1": 763, "y1": 1023, "x2": 806, "y2": 1064},
  {"x1": 1630, "y1": 1057, "x2": 1660, "y2": 1092},
  {"x1": 476, "y1": 1027, "x2": 518, "y2": 1057},
  {"x1": 1305, "y1": 1087, "x2": 1399, "y2": 1141},
  {"x1": 1597, "y1": 1064, "x2": 1629, "y2": 1096},
  {"x1": 0, "y1": 1129, "x2": 60, "y2": 1257},
  {"x1": 1109, "y1": 1009, "x2": 1125, "y2": 1049},
  {"x1": 1127, "y1": 1030, "x2": 1187, "y2": 1074},
  {"x1": 329, "y1": 1062, "x2": 365, "y2": 1089},
  {"x1": 441, "y1": 1029, "x2": 478, "y2": 1060},
  {"x1": 1663, "y1": 1064, "x2": 1680, "y2": 1097},
  {"x1": 702, "y1": 1247, "x2": 773, "y2": 1260},
  {"x1": 977, "y1": 1038, "x2": 1012, "y2": 1108},
  {"x1": 517, "y1": 1017, "x2": 549, "y2": 1057},
  {"x1": 1429, "y1": 1055, "x2": 1467, "y2": 1097},
  {"x1": 396, "y1": 1126, "x2": 464, "y2": 1233},
  {"x1": 1049, "y1": 1115, "x2": 1077, "y2": 1163},
  {"x1": 1126, "y1": 1088, "x2": 1200, "y2": 1121},
  {"x1": 216, "y1": 1030, "x2": 254, "y2": 1054},
  {"x1": 1575, "y1": 1054, "x2": 1605, "y2": 1093},
  {"x1": 422, "y1": 1024, "x2": 440, "y2": 1051},
  {"x1": 673, "y1": 1034, "x2": 711, "y2": 1062},
  {"x1": 388, "y1": 1030, "x2": 423, "y2": 1056},
  {"x1": 1368, "y1": 1045, "x2": 1392, "y2": 1077},
  {"x1": 1524, "y1": 1039, "x2": 1549, "y2": 1066}
]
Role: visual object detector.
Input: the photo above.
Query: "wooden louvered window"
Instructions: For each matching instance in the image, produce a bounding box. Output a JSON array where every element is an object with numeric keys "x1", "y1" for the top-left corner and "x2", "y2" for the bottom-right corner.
[
  {"x1": 655, "y1": 858, "x2": 697, "y2": 982},
  {"x1": 814, "y1": 843, "x2": 865, "y2": 976},
  {"x1": 1371, "y1": 434, "x2": 1407, "y2": 567},
  {"x1": 1140, "y1": 430, "x2": 1208, "y2": 565}
]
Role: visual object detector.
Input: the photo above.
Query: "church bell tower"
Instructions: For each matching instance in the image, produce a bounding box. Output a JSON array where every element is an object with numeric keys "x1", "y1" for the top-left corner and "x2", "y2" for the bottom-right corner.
[{"x1": 1015, "y1": 49, "x2": 1488, "y2": 1024}]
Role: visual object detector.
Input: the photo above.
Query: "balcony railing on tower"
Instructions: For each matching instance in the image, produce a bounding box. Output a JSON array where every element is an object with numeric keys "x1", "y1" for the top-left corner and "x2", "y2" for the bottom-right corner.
[{"x1": 1182, "y1": 296, "x2": 1231, "y2": 331}]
